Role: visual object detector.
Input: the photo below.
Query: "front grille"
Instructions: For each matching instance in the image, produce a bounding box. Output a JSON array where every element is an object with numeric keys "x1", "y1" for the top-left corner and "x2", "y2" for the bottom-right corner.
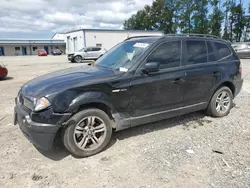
[{"x1": 18, "y1": 92, "x2": 34, "y2": 110}]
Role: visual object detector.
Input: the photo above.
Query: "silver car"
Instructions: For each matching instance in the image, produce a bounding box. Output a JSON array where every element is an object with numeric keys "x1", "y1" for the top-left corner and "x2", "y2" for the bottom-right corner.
[
  {"x1": 232, "y1": 42, "x2": 250, "y2": 58},
  {"x1": 68, "y1": 47, "x2": 107, "y2": 63}
]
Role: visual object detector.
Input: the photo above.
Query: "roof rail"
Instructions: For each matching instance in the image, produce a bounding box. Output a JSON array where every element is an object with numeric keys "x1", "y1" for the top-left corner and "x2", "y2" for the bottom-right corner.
[
  {"x1": 165, "y1": 33, "x2": 220, "y2": 39},
  {"x1": 124, "y1": 35, "x2": 161, "y2": 41}
]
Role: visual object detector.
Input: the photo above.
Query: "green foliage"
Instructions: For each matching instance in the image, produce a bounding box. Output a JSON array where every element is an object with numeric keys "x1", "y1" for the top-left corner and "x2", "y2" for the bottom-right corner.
[
  {"x1": 210, "y1": 0, "x2": 224, "y2": 37},
  {"x1": 192, "y1": 0, "x2": 209, "y2": 34},
  {"x1": 123, "y1": 0, "x2": 249, "y2": 41},
  {"x1": 178, "y1": 0, "x2": 195, "y2": 33}
]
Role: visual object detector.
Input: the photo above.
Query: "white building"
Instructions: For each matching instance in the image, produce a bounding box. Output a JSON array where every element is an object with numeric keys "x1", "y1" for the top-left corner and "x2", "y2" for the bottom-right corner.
[
  {"x1": 0, "y1": 39, "x2": 66, "y2": 56},
  {"x1": 52, "y1": 29, "x2": 163, "y2": 54}
]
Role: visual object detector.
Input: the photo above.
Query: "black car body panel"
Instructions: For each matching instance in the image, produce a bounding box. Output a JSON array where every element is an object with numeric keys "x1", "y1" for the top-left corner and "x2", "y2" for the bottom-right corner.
[{"x1": 14, "y1": 35, "x2": 243, "y2": 150}]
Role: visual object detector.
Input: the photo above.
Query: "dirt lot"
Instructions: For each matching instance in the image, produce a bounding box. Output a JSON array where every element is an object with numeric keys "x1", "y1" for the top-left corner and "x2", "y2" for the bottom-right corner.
[{"x1": 0, "y1": 55, "x2": 249, "y2": 188}]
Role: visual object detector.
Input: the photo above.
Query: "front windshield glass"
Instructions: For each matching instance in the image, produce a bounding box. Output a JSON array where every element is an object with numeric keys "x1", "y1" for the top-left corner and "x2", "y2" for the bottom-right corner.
[
  {"x1": 95, "y1": 38, "x2": 156, "y2": 71},
  {"x1": 79, "y1": 48, "x2": 86, "y2": 52}
]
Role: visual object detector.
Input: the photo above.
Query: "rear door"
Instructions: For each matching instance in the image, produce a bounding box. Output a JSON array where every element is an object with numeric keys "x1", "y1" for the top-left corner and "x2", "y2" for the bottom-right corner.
[
  {"x1": 181, "y1": 39, "x2": 218, "y2": 106},
  {"x1": 93, "y1": 47, "x2": 102, "y2": 58}
]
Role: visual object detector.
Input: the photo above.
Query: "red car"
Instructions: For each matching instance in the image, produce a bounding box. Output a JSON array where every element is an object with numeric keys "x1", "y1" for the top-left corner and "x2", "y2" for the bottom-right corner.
[
  {"x1": 38, "y1": 49, "x2": 48, "y2": 56},
  {"x1": 0, "y1": 63, "x2": 8, "y2": 78}
]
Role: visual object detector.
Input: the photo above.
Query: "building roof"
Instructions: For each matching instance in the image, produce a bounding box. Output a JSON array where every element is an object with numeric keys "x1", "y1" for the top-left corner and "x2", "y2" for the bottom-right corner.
[
  {"x1": 62, "y1": 28, "x2": 163, "y2": 34},
  {"x1": 51, "y1": 32, "x2": 64, "y2": 39},
  {"x1": 0, "y1": 39, "x2": 65, "y2": 45}
]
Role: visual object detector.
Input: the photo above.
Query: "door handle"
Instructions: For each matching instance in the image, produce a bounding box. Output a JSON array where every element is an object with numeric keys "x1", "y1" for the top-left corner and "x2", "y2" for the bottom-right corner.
[
  {"x1": 213, "y1": 72, "x2": 221, "y2": 77},
  {"x1": 172, "y1": 78, "x2": 185, "y2": 84}
]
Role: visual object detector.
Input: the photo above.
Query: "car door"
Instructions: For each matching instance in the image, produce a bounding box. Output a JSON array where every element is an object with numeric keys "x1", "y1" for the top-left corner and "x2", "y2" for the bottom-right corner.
[
  {"x1": 129, "y1": 40, "x2": 186, "y2": 124},
  {"x1": 85, "y1": 47, "x2": 94, "y2": 59},
  {"x1": 181, "y1": 39, "x2": 218, "y2": 107},
  {"x1": 94, "y1": 47, "x2": 102, "y2": 58}
]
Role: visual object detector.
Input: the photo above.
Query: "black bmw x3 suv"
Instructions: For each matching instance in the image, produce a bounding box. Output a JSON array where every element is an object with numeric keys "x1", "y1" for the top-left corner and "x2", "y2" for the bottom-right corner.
[{"x1": 14, "y1": 34, "x2": 243, "y2": 157}]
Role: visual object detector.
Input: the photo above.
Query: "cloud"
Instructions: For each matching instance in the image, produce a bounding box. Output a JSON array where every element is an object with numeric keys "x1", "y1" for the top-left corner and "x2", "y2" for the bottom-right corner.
[
  {"x1": 99, "y1": 22, "x2": 122, "y2": 29},
  {"x1": 0, "y1": 0, "x2": 152, "y2": 36}
]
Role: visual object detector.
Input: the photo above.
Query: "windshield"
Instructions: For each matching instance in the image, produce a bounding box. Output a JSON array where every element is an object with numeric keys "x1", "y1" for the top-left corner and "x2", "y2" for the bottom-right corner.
[
  {"x1": 95, "y1": 38, "x2": 156, "y2": 71},
  {"x1": 79, "y1": 48, "x2": 86, "y2": 52}
]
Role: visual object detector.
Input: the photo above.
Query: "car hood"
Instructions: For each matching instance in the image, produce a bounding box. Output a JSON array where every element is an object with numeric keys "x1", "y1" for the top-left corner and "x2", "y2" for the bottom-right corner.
[{"x1": 21, "y1": 65, "x2": 120, "y2": 99}]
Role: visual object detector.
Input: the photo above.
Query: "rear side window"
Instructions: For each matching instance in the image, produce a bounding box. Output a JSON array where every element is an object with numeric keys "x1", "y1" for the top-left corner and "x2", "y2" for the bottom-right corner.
[
  {"x1": 95, "y1": 47, "x2": 101, "y2": 51},
  {"x1": 185, "y1": 40, "x2": 207, "y2": 65},
  {"x1": 207, "y1": 42, "x2": 217, "y2": 62},
  {"x1": 214, "y1": 42, "x2": 232, "y2": 61},
  {"x1": 147, "y1": 41, "x2": 181, "y2": 69}
]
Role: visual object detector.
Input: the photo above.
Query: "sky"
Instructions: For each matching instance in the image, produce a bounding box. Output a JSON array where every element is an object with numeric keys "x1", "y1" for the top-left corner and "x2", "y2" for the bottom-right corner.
[
  {"x1": 0, "y1": 0, "x2": 153, "y2": 39},
  {"x1": 0, "y1": 0, "x2": 248, "y2": 39}
]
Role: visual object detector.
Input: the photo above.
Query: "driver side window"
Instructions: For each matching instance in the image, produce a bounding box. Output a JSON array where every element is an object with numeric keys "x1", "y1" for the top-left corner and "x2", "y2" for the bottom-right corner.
[
  {"x1": 86, "y1": 48, "x2": 92, "y2": 52},
  {"x1": 147, "y1": 41, "x2": 181, "y2": 69}
]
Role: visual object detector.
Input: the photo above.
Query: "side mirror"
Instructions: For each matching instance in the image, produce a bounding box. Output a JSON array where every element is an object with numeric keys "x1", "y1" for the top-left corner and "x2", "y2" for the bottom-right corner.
[{"x1": 143, "y1": 62, "x2": 160, "y2": 73}]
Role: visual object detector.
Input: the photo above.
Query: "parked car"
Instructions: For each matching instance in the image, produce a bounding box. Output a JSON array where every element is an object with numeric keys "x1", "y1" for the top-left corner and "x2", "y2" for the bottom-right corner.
[
  {"x1": 38, "y1": 49, "x2": 48, "y2": 56},
  {"x1": 14, "y1": 34, "x2": 243, "y2": 158},
  {"x1": 0, "y1": 63, "x2": 8, "y2": 78},
  {"x1": 232, "y1": 42, "x2": 250, "y2": 58},
  {"x1": 68, "y1": 46, "x2": 106, "y2": 63},
  {"x1": 51, "y1": 49, "x2": 62, "y2": 55}
]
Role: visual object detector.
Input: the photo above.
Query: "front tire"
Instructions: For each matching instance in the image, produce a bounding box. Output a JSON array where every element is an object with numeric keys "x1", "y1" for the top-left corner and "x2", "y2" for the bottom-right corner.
[
  {"x1": 74, "y1": 55, "x2": 82, "y2": 63},
  {"x1": 207, "y1": 86, "x2": 233, "y2": 117},
  {"x1": 62, "y1": 108, "x2": 113, "y2": 158}
]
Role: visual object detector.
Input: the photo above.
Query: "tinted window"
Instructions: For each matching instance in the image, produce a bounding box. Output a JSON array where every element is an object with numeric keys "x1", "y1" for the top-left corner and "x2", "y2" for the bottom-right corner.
[
  {"x1": 147, "y1": 41, "x2": 181, "y2": 69},
  {"x1": 214, "y1": 42, "x2": 232, "y2": 61},
  {"x1": 87, "y1": 48, "x2": 93, "y2": 52},
  {"x1": 94, "y1": 47, "x2": 101, "y2": 51},
  {"x1": 185, "y1": 40, "x2": 207, "y2": 65},
  {"x1": 207, "y1": 42, "x2": 217, "y2": 62}
]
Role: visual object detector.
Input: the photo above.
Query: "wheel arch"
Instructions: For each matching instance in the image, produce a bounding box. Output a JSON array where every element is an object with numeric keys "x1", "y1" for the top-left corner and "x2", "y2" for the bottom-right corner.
[
  {"x1": 214, "y1": 81, "x2": 235, "y2": 97},
  {"x1": 65, "y1": 92, "x2": 117, "y2": 129},
  {"x1": 208, "y1": 80, "x2": 235, "y2": 105}
]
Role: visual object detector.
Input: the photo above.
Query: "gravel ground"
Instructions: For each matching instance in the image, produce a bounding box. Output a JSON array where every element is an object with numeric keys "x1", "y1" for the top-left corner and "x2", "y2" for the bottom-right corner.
[{"x1": 0, "y1": 56, "x2": 249, "y2": 188}]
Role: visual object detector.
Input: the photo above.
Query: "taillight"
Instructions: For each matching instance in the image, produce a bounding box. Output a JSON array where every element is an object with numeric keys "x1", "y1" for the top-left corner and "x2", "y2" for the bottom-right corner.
[{"x1": 239, "y1": 66, "x2": 242, "y2": 73}]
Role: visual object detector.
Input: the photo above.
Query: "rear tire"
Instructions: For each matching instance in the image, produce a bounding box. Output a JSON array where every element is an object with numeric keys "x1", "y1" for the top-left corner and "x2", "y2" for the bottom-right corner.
[
  {"x1": 62, "y1": 108, "x2": 113, "y2": 158},
  {"x1": 207, "y1": 86, "x2": 233, "y2": 117}
]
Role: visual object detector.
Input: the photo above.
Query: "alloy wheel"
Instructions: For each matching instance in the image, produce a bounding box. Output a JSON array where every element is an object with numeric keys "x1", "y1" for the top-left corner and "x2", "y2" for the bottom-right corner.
[
  {"x1": 73, "y1": 116, "x2": 107, "y2": 151},
  {"x1": 74, "y1": 56, "x2": 82, "y2": 63},
  {"x1": 215, "y1": 91, "x2": 231, "y2": 114}
]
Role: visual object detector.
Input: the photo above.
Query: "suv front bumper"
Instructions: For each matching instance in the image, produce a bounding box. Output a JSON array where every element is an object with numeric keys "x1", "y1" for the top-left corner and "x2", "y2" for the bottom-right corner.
[{"x1": 14, "y1": 103, "x2": 71, "y2": 150}]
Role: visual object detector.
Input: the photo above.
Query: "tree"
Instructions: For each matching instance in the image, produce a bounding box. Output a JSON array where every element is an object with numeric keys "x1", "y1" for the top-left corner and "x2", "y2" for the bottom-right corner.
[
  {"x1": 123, "y1": 0, "x2": 248, "y2": 38},
  {"x1": 222, "y1": 0, "x2": 231, "y2": 40},
  {"x1": 178, "y1": 0, "x2": 195, "y2": 33},
  {"x1": 209, "y1": 0, "x2": 224, "y2": 37},
  {"x1": 232, "y1": 2, "x2": 245, "y2": 42},
  {"x1": 123, "y1": 0, "x2": 180, "y2": 34},
  {"x1": 192, "y1": 0, "x2": 210, "y2": 34},
  {"x1": 243, "y1": 3, "x2": 250, "y2": 41},
  {"x1": 123, "y1": 6, "x2": 152, "y2": 30}
]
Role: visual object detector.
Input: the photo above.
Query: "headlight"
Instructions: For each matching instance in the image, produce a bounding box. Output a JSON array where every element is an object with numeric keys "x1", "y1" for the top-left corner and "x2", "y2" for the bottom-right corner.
[{"x1": 34, "y1": 97, "x2": 51, "y2": 111}]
